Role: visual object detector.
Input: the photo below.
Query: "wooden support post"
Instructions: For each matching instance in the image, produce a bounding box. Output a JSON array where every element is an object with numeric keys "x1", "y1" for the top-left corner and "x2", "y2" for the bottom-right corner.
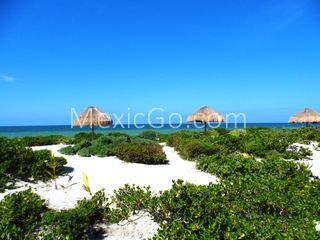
[
  {"x1": 204, "y1": 122, "x2": 208, "y2": 135},
  {"x1": 91, "y1": 124, "x2": 95, "y2": 143}
]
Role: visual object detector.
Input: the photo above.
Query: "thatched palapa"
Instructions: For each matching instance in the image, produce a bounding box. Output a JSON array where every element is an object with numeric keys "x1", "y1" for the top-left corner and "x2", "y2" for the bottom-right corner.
[
  {"x1": 187, "y1": 106, "x2": 224, "y2": 133},
  {"x1": 289, "y1": 108, "x2": 320, "y2": 125},
  {"x1": 73, "y1": 106, "x2": 112, "y2": 142}
]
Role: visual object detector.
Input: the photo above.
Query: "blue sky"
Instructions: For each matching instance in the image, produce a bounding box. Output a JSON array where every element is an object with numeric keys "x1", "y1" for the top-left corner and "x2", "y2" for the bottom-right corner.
[{"x1": 0, "y1": 0, "x2": 319, "y2": 125}]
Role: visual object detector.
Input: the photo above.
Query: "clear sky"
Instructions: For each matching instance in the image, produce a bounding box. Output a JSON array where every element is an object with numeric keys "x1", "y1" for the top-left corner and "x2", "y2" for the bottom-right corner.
[{"x1": 0, "y1": 0, "x2": 319, "y2": 125}]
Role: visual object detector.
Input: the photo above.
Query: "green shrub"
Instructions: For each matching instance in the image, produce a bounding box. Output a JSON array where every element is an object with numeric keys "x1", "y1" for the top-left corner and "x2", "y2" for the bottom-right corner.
[
  {"x1": 0, "y1": 189, "x2": 113, "y2": 240},
  {"x1": 179, "y1": 140, "x2": 218, "y2": 160},
  {"x1": 59, "y1": 145, "x2": 77, "y2": 155},
  {"x1": 196, "y1": 154, "x2": 259, "y2": 178},
  {"x1": 166, "y1": 128, "x2": 316, "y2": 161},
  {"x1": 70, "y1": 132, "x2": 104, "y2": 144},
  {"x1": 0, "y1": 189, "x2": 47, "y2": 239},
  {"x1": 110, "y1": 184, "x2": 153, "y2": 223},
  {"x1": 284, "y1": 146, "x2": 313, "y2": 160},
  {"x1": 41, "y1": 190, "x2": 109, "y2": 239},
  {"x1": 150, "y1": 178, "x2": 320, "y2": 239},
  {"x1": 59, "y1": 133, "x2": 166, "y2": 163},
  {"x1": 21, "y1": 135, "x2": 66, "y2": 146},
  {"x1": 114, "y1": 142, "x2": 167, "y2": 164},
  {"x1": 95, "y1": 135, "x2": 114, "y2": 144},
  {"x1": 212, "y1": 134, "x2": 241, "y2": 153},
  {"x1": 147, "y1": 143, "x2": 319, "y2": 239},
  {"x1": 229, "y1": 129, "x2": 246, "y2": 137},
  {"x1": 133, "y1": 137, "x2": 157, "y2": 144},
  {"x1": 78, "y1": 148, "x2": 92, "y2": 157},
  {"x1": 289, "y1": 126, "x2": 320, "y2": 143},
  {"x1": 213, "y1": 127, "x2": 229, "y2": 135},
  {"x1": 236, "y1": 128, "x2": 304, "y2": 159},
  {"x1": 59, "y1": 140, "x2": 92, "y2": 156},
  {"x1": 31, "y1": 150, "x2": 67, "y2": 181},
  {"x1": 107, "y1": 132, "x2": 131, "y2": 141},
  {"x1": 166, "y1": 131, "x2": 200, "y2": 149},
  {"x1": 0, "y1": 138, "x2": 67, "y2": 191},
  {"x1": 0, "y1": 128, "x2": 319, "y2": 239},
  {"x1": 59, "y1": 135, "x2": 131, "y2": 157},
  {"x1": 0, "y1": 139, "x2": 35, "y2": 186},
  {"x1": 88, "y1": 135, "x2": 130, "y2": 157},
  {"x1": 138, "y1": 130, "x2": 160, "y2": 141}
]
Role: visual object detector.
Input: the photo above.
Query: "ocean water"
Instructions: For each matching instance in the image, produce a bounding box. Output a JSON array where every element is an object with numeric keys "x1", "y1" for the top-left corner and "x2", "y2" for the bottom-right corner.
[{"x1": 0, "y1": 123, "x2": 316, "y2": 138}]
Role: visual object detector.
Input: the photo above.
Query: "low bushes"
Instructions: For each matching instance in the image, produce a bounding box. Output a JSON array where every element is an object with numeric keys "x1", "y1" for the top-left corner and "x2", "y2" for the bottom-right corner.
[
  {"x1": 165, "y1": 131, "x2": 217, "y2": 160},
  {"x1": 59, "y1": 145, "x2": 77, "y2": 155},
  {"x1": 31, "y1": 150, "x2": 67, "y2": 181},
  {"x1": 41, "y1": 190, "x2": 109, "y2": 239},
  {"x1": 2, "y1": 127, "x2": 320, "y2": 239},
  {"x1": 149, "y1": 178, "x2": 320, "y2": 239},
  {"x1": 59, "y1": 135, "x2": 130, "y2": 157},
  {"x1": 0, "y1": 190, "x2": 111, "y2": 239},
  {"x1": 149, "y1": 153, "x2": 320, "y2": 239},
  {"x1": 21, "y1": 135, "x2": 67, "y2": 146},
  {"x1": 0, "y1": 137, "x2": 67, "y2": 192},
  {"x1": 165, "y1": 127, "x2": 316, "y2": 161},
  {"x1": 59, "y1": 133, "x2": 168, "y2": 165},
  {"x1": 145, "y1": 127, "x2": 320, "y2": 238},
  {"x1": 70, "y1": 132, "x2": 104, "y2": 144},
  {"x1": 110, "y1": 184, "x2": 153, "y2": 222},
  {"x1": 59, "y1": 140, "x2": 92, "y2": 155},
  {"x1": 239, "y1": 128, "x2": 291, "y2": 158},
  {"x1": 133, "y1": 137, "x2": 157, "y2": 144},
  {"x1": 179, "y1": 140, "x2": 218, "y2": 159},
  {"x1": 88, "y1": 135, "x2": 131, "y2": 157},
  {"x1": 0, "y1": 189, "x2": 47, "y2": 239},
  {"x1": 114, "y1": 142, "x2": 167, "y2": 164},
  {"x1": 138, "y1": 130, "x2": 160, "y2": 141},
  {"x1": 289, "y1": 126, "x2": 320, "y2": 143},
  {"x1": 284, "y1": 145, "x2": 313, "y2": 160},
  {"x1": 166, "y1": 131, "x2": 200, "y2": 150},
  {"x1": 196, "y1": 153, "x2": 259, "y2": 178},
  {"x1": 1, "y1": 148, "x2": 320, "y2": 239}
]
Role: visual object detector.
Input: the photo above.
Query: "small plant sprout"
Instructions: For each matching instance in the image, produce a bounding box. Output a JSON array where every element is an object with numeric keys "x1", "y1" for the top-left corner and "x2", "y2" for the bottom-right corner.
[
  {"x1": 46, "y1": 156, "x2": 59, "y2": 190},
  {"x1": 83, "y1": 173, "x2": 92, "y2": 195}
]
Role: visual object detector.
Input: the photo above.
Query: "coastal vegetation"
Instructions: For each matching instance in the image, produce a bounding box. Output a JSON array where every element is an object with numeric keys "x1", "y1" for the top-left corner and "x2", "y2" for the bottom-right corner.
[
  {"x1": 0, "y1": 127, "x2": 320, "y2": 238},
  {"x1": 0, "y1": 137, "x2": 67, "y2": 192},
  {"x1": 0, "y1": 189, "x2": 107, "y2": 239},
  {"x1": 113, "y1": 142, "x2": 167, "y2": 164},
  {"x1": 21, "y1": 135, "x2": 67, "y2": 146},
  {"x1": 59, "y1": 132, "x2": 167, "y2": 165},
  {"x1": 164, "y1": 127, "x2": 316, "y2": 160}
]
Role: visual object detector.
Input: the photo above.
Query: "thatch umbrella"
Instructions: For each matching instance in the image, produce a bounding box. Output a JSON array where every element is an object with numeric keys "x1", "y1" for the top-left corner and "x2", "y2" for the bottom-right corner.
[
  {"x1": 73, "y1": 106, "x2": 112, "y2": 142},
  {"x1": 289, "y1": 108, "x2": 320, "y2": 126},
  {"x1": 187, "y1": 106, "x2": 224, "y2": 134}
]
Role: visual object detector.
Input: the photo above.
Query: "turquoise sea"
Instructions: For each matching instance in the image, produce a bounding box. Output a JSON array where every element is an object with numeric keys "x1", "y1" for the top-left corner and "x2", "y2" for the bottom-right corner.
[{"x1": 0, "y1": 123, "x2": 317, "y2": 137}]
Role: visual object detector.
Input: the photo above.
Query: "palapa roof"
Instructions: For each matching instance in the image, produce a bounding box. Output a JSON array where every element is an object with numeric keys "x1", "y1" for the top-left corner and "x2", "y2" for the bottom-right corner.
[
  {"x1": 73, "y1": 106, "x2": 112, "y2": 126},
  {"x1": 187, "y1": 106, "x2": 224, "y2": 123},
  {"x1": 288, "y1": 108, "x2": 320, "y2": 123}
]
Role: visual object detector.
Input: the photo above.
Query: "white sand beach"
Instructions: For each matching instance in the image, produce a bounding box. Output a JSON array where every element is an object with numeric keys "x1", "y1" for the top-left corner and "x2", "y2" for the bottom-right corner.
[{"x1": 0, "y1": 143, "x2": 216, "y2": 209}]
